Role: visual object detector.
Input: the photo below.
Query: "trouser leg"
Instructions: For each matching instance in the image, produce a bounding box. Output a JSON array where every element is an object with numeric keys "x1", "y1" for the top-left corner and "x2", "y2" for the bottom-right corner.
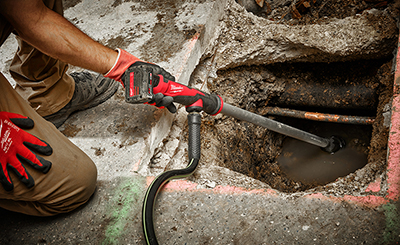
[
  {"x1": 0, "y1": 74, "x2": 97, "y2": 216},
  {"x1": 9, "y1": 0, "x2": 75, "y2": 117}
]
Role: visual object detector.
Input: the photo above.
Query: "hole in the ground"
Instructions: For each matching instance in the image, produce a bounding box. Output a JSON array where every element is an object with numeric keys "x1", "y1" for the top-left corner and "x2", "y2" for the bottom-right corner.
[
  {"x1": 274, "y1": 119, "x2": 371, "y2": 186},
  {"x1": 201, "y1": 58, "x2": 392, "y2": 193}
]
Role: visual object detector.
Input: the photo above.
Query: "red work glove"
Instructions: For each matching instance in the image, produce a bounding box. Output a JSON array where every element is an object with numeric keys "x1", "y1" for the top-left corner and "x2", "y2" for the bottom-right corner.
[
  {"x1": 104, "y1": 48, "x2": 142, "y2": 84},
  {"x1": 104, "y1": 49, "x2": 177, "y2": 113},
  {"x1": 0, "y1": 112, "x2": 52, "y2": 191}
]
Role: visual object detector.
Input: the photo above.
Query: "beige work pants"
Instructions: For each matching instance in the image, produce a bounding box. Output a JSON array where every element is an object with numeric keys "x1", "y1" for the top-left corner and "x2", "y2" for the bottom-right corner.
[
  {"x1": 0, "y1": 76, "x2": 97, "y2": 216},
  {"x1": 0, "y1": 0, "x2": 75, "y2": 117},
  {"x1": 0, "y1": 0, "x2": 97, "y2": 216}
]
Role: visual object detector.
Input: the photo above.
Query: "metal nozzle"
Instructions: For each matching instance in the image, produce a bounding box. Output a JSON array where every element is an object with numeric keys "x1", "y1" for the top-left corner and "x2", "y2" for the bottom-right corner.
[{"x1": 321, "y1": 136, "x2": 346, "y2": 154}]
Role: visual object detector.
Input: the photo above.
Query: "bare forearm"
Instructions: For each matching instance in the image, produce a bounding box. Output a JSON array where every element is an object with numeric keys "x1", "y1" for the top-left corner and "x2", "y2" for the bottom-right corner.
[
  {"x1": 0, "y1": 0, "x2": 117, "y2": 74},
  {"x1": 22, "y1": 9, "x2": 118, "y2": 74}
]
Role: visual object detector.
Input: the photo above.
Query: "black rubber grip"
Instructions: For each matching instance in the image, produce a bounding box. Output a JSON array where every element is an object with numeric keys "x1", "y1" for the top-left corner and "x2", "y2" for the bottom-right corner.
[{"x1": 188, "y1": 113, "x2": 201, "y2": 160}]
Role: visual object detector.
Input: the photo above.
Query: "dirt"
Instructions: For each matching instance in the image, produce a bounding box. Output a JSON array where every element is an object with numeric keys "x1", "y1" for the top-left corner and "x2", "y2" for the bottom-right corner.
[
  {"x1": 60, "y1": 123, "x2": 82, "y2": 137},
  {"x1": 198, "y1": 59, "x2": 393, "y2": 192},
  {"x1": 368, "y1": 62, "x2": 394, "y2": 164},
  {"x1": 241, "y1": 0, "x2": 399, "y2": 24},
  {"x1": 192, "y1": 0, "x2": 398, "y2": 193}
]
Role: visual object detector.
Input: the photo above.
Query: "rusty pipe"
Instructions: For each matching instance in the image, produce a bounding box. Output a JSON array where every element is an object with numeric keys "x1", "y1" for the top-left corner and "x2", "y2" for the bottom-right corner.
[{"x1": 258, "y1": 107, "x2": 375, "y2": 125}]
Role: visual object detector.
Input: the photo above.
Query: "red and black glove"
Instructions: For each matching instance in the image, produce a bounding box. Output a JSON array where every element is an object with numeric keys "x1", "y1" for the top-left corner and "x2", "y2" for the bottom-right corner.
[
  {"x1": 104, "y1": 49, "x2": 177, "y2": 113},
  {"x1": 0, "y1": 112, "x2": 52, "y2": 191}
]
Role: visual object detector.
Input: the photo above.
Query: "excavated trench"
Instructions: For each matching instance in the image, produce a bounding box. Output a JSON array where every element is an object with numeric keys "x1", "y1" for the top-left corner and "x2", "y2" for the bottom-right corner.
[
  {"x1": 154, "y1": 0, "x2": 399, "y2": 194},
  {"x1": 200, "y1": 58, "x2": 393, "y2": 193}
]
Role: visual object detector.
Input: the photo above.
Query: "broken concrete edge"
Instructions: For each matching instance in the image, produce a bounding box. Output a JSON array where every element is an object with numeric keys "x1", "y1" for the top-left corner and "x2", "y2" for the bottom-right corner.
[
  {"x1": 386, "y1": 31, "x2": 400, "y2": 202},
  {"x1": 135, "y1": 0, "x2": 228, "y2": 176},
  {"x1": 134, "y1": 111, "x2": 175, "y2": 176},
  {"x1": 146, "y1": 177, "x2": 391, "y2": 209},
  {"x1": 175, "y1": 0, "x2": 228, "y2": 87},
  {"x1": 213, "y1": 1, "x2": 397, "y2": 71}
]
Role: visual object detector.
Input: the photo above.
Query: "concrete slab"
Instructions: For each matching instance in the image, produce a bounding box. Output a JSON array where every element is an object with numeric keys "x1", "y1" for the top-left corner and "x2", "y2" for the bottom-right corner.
[{"x1": 1, "y1": 0, "x2": 400, "y2": 245}]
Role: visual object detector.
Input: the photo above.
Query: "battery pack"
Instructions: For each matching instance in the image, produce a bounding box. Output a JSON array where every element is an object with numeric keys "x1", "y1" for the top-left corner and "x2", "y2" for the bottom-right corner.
[{"x1": 124, "y1": 66, "x2": 154, "y2": 104}]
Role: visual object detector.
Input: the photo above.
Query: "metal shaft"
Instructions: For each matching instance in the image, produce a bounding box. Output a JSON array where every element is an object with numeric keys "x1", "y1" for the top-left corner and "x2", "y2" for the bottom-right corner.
[{"x1": 221, "y1": 103, "x2": 330, "y2": 148}]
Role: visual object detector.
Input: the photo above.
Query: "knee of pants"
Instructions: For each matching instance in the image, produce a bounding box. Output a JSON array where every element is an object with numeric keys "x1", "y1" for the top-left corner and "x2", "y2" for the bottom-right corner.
[
  {"x1": 35, "y1": 163, "x2": 98, "y2": 216},
  {"x1": 49, "y1": 159, "x2": 98, "y2": 215},
  {"x1": 0, "y1": 160, "x2": 97, "y2": 217},
  {"x1": 71, "y1": 159, "x2": 98, "y2": 203}
]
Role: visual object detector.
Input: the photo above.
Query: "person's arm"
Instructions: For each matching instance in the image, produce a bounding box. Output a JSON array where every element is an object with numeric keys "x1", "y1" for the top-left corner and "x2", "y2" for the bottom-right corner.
[
  {"x1": 0, "y1": 0, "x2": 117, "y2": 74},
  {"x1": 0, "y1": 0, "x2": 179, "y2": 112}
]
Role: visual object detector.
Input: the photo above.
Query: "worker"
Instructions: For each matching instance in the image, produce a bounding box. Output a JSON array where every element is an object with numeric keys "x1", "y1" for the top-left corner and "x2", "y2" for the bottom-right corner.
[{"x1": 0, "y1": 0, "x2": 174, "y2": 216}]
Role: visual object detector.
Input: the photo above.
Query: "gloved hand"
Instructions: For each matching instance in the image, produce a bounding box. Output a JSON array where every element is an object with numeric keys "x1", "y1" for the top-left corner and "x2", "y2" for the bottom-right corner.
[
  {"x1": 149, "y1": 93, "x2": 177, "y2": 113},
  {"x1": 0, "y1": 112, "x2": 52, "y2": 191},
  {"x1": 104, "y1": 48, "x2": 177, "y2": 113}
]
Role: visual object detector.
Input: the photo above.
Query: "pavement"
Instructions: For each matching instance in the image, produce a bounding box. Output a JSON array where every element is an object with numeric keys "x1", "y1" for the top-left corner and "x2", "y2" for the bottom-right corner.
[{"x1": 0, "y1": 0, "x2": 400, "y2": 244}]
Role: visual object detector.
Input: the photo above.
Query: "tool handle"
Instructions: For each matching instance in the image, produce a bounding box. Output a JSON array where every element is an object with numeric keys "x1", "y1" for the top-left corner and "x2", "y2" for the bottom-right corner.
[
  {"x1": 188, "y1": 112, "x2": 201, "y2": 159},
  {"x1": 153, "y1": 75, "x2": 223, "y2": 115}
]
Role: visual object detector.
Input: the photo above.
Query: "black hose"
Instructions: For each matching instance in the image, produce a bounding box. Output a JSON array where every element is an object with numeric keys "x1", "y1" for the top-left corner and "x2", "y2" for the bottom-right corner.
[{"x1": 142, "y1": 112, "x2": 201, "y2": 245}]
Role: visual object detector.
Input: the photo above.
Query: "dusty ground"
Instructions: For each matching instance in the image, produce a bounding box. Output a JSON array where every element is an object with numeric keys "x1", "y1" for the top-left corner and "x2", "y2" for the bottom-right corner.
[{"x1": 180, "y1": 0, "x2": 399, "y2": 193}]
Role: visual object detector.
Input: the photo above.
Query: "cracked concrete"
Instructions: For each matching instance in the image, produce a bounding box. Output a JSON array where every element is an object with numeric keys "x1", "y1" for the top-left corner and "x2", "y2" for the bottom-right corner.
[{"x1": 211, "y1": 3, "x2": 397, "y2": 70}]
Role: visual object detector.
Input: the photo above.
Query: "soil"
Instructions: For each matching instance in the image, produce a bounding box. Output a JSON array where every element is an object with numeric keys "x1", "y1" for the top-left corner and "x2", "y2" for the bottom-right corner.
[
  {"x1": 240, "y1": 0, "x2": 399, "y2": 25},
  {"x1": 193, "y1": 0, "x2": 398, "y2": 193}
]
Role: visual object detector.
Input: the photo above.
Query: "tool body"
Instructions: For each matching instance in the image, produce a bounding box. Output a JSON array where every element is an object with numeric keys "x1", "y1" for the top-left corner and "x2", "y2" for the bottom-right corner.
[
  {"x1": 123, "y1": 67, "x2": 345, "y2": 244},
  {"x1": 124, "y1": 66, "x2": 344, "y2": 152}
]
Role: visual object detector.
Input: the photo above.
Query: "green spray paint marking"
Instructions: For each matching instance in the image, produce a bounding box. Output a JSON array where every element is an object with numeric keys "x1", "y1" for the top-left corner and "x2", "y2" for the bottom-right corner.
[
  {"x1": 382, "y1": 203, "x2": 400, "y2": 244},
  {"x1": 102, "y1": 177, "x2": 145, "y2": 245}
]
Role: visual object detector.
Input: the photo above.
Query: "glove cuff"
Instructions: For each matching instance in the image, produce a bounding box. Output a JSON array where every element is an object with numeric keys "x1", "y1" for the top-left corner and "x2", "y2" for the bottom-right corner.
[{"x1": 104, "y1": 48, "x2": 141, "y2": 83}]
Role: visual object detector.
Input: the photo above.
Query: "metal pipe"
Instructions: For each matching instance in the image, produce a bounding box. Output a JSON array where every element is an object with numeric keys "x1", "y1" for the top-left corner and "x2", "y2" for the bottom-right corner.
[
  {"x1": 220, "y1": 103, "x2": 331, "y2": 149},
  {"x1": 258, "y1": 107, "x2": 375, "y2": 125},
  {"x1": 269, "y1": 79, "x2": 378, "y2": 110}
]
